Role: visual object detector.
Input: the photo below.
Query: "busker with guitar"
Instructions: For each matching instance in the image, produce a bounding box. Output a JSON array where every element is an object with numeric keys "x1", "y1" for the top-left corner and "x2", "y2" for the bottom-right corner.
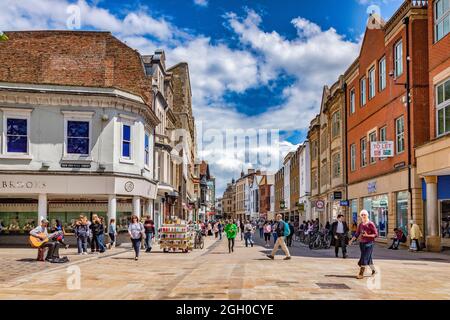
[{"x1": 29, "y1": 219, "x2": 63, "y2": 262}]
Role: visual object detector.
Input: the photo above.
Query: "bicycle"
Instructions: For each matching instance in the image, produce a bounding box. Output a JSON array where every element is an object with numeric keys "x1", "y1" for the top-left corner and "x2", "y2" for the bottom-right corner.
[{"x1": 194, "y1": 230, "x2": 205, "y2": 249}]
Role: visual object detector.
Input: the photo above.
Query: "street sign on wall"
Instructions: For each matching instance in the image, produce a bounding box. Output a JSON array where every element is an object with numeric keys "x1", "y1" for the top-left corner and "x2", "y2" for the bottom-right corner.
[
  {"x1": 315, "y1": 200, "x2": 325, "y2": 211},
  {"x1": 371, "y1": 141, "x2": 394, "y2": 158}
]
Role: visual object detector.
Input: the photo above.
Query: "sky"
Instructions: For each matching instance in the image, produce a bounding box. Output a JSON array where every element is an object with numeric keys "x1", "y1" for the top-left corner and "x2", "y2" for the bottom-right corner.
[{"x1": 0, "y1": 0, "x2": 405, "y2": 195}]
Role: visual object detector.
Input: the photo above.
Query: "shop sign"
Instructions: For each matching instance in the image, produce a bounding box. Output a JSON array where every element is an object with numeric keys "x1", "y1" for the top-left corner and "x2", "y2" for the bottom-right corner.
[
  {"x1": 370, "y1": 141, "x2": 394, "y2": 158},
  {"x1": 368, "y1": 181, "x2": 377, "y2": 194},
  {"x1": 340, "y1": 200, "x2": 350, "y2": 207},
  {"x1": 332, "y1": 191, "x2": 343, "y2": 200},
  {"x1": 0, "y1": 180, "x2": 46, "y2": 190},
  {"x1": 394, "y1": 162, "x2": 406, "y2": 169}
]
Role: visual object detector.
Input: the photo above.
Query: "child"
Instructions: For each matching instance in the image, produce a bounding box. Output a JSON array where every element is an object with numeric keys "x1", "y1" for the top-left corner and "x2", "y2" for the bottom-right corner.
[{"x1": 53, "y1": 219, "x2": 69, "y2": 249}]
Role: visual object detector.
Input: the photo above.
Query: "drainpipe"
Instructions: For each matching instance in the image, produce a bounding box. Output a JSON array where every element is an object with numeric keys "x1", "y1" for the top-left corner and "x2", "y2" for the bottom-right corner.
[
  {"x1": 403, "y1": 16, "x2": 413, "y2": 221},
  {"x1": 343, "y1": 82, "x2": 349, "y2": 222}
]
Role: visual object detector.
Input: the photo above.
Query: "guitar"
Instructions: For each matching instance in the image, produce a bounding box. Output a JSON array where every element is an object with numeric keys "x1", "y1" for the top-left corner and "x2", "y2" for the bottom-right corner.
[{"x1": 29, "y1": 231, "x2": 61, "y2": 248}]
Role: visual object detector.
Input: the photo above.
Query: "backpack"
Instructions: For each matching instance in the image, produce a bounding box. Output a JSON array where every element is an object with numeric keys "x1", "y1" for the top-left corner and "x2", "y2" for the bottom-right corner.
[{"x1": 283, "y1": 221, "x2": 291, "y2": 237}]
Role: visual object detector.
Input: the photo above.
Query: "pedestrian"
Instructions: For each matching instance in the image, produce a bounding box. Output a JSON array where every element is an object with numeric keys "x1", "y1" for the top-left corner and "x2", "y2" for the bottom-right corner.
[
  {"x1": 389, "y1": 228, "x2": 406, "y2": 250},
  {"x1": 267, "y1": 214, "x2": 291, "y2": 260},
  {"x1": 214, "y1": 222, "x2": 219, "y2": 239},
  {"x1": 330, "y1": 214, "x2": 349, "y2": 258},
  {"x1": 207, "y1": 222, "x2": 213, "y2": 236},
  {"x1": 240, "y1": 220, "x2": 245, "y2": 241},
  {"x1": 244, "y1": 220, "x2": 254, "y2": 247},
  {"x1": 217, "y1": 221, "x2": 223, "y2": 240},
  {"x1": 272, "y1": 220, "x2": 278, "y2": 244},
  {"x1": 74, "y1": 216, "x2": 89, "y2": 255},
  {"x1": 108, "y1": 218, "x2": 117, "y2": 249},
  {"x1": 224, "y1": 220, "x2": 238, "y2": 253},
  {"x1": 263, "y1": 222, "x2": 272, "y2": 247},
  {"x1": 349, "y1": 210, "x2": 378, "y2": 279},
  {"x1": 409, "y1": 221, "x2": 423, "y2": 252},
  {"x1": 143, "y1": 216, "x2": 155, "y2": 253},
  {"x1": 258, "y1": 220, "x2": 264, "y2": 239},
  {"x1": 52, "y1": 219, "x2": 69, "y2": 249},
  {"x1": 89, "y1": 214, "x2": 105, "y2": 253},
  {"x1": 97, "y1": 217, "x2": 106, "y2": 252},
  {"x1": 128, "y1": 215, "x2": 145, "y2": 260},
  {"x1": 286, "y1": 220, "x2": 295, "y2": 247}
]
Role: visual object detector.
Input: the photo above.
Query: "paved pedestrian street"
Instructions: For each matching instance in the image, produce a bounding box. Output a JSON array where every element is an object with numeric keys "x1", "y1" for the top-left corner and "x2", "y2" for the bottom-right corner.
[{"x1": 1, "y1": 236, "x2": 450, "y2": 300}]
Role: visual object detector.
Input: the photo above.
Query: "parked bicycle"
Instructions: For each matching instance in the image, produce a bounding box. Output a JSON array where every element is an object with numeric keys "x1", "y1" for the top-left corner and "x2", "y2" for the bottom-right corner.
[{"x1": 308, "y1": 231, "x2": 331, "y2": 250}]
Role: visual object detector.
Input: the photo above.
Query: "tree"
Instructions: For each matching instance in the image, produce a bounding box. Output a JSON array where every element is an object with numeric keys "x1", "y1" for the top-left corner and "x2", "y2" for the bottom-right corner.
[{"x1": 0, "y1": 32, "x2": 8, "y2": 41}]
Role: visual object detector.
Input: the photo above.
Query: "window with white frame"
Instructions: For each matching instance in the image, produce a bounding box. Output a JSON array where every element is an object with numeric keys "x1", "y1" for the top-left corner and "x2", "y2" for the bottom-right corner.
[
  {"x1": 121, "y1": 123, "x2": 132, "y2": 161},
  {"x1": 361, "y1": 137, "x2": 367, "y2": 167},
  {"x1": 437, "y1": 78, "x2": 450, "y2": 136},
  {"x1": 360, "y1": 77, "x2": 367, "y2": 106},
  {"x1": 144, "y1": 132, "x2": 150, "y2": 167},
  {"x1": 332, "y1": 111, "x2": 341, "y2": 138},
  {"x1": 63, "y1": 112, "x2": 93, "y2": 158},
  {"x1": 368, "y1": 67, "x2": 376, "y2": 99},
  {"x1": 396, "y1": 116, "x2": 405, "y2": 154},
  {"x1": 379, "y1": 57, "x2": 386, "y2": 91},
  {"x1": 350, "y1": 143, "x2": 356, "y2": 172},
  {"x1": 350, "y1": 88, "x2": 356, "y2": 114},
  {"x1": 2, "y1": 109, "x2": 32, "y2": 155},
  {"x1": 369, "y1": 131, "x2": 377, "y2": 164},
  {"x1": 435, "y1": 0, "x2": 450, "y2": 42},
  {"x1": 394, "y1": 40, "x2": 403, "y2": 78}
]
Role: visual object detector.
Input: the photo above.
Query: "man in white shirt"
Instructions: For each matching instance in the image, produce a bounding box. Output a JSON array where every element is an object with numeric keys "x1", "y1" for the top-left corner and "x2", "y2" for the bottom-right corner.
[
  {"x1": 331, "y1": 214, "x2": 349, "y2": 259},
  {"x1": 30, "y1": 219, "x2": 61, "y2": 261}
]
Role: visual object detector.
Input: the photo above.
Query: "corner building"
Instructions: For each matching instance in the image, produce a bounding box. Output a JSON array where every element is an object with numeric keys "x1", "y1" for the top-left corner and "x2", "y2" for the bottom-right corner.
[{"x1": 345, "y1": 2, "x2": 430, "y2": 243}]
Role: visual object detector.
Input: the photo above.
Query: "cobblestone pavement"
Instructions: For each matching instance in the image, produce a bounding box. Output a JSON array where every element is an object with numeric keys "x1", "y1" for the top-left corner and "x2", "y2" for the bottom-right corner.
[{"x1": 1, "y1": 235, "x2": 450, "y2": 300}]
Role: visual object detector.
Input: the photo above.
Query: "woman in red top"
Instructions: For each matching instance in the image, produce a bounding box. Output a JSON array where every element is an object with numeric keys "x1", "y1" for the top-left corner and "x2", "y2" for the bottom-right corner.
[{"x1": 349, "y1": 210, "x2": 378, "y2": 279}]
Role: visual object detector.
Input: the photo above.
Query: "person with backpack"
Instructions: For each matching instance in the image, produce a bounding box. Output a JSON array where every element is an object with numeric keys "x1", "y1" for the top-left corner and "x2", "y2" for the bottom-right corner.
[
  {"x1": 128, "y1": 215, "x2": 145, "y2": 260},
  {"x1": 267, "y1": 214, "x2": 291, "y2": 260},
  {"x1": 224, "y1": 220, "x2": 238, "y2": 253},
  {"x1": 74, "y1": 216, "x2": 89, "y2": 255}
]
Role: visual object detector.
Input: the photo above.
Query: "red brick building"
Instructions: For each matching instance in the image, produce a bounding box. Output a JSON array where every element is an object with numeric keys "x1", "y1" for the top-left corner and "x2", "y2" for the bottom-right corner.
[
  {"x1": 416, "y1": 0, "x2": 450, "y2": 251},
  {"x1": 345, "y1": 1, "x2": 429, "y2": 242}
]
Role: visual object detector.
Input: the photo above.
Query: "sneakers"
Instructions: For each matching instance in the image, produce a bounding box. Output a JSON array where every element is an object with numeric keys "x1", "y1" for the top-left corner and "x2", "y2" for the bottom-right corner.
[
  {"x1": 134, "y1": 256, "x2": 139, "y2": 261},
  {"x1": 266, "y1": 254, "x2": 275, "y2": 260}
]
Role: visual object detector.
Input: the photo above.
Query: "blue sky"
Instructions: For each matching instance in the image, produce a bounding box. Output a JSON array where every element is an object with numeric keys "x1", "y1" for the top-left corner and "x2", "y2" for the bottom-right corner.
[{"x1": 0, "y1": 0, "x2": 404, "y2": 193}]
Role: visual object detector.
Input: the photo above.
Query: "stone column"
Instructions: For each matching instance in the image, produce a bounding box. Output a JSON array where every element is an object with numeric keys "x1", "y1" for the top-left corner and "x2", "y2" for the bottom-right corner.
[
  {"x1": 107, "y1": 195, "x2": 117, "y2": 223},
  {"x1": 133, "y1": 196, "x2": 141, "y2": 219},
  {"x1": 145, "y1": 200, "x2": 153, "y2": 220},
  {"x1": 38, "y1": 194, "x2": 47, "y2": 221},
  {"x1": 425, "y1": 176, "x2": 440, "y2": 252}
]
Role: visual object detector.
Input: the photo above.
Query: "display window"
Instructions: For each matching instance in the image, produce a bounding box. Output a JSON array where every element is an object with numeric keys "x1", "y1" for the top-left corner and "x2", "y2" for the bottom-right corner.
[
  {"x1": 441, "y1": 200, "x2": 450, "y2": 239},
  {"x1": 0, "y1": 212, "x2": 38, "y2": 234},
  {"x1": 363, "y1": 194, "x2": 388, "y2": 238},
  {"x1": 396, "y1": 192, "x2": 409, "y2": 235}
]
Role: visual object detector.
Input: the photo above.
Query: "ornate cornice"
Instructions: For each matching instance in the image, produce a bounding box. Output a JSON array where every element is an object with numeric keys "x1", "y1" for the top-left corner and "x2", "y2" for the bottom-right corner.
[{"x1": 0, "y1": 89, "x2": 160, "y2": 128}]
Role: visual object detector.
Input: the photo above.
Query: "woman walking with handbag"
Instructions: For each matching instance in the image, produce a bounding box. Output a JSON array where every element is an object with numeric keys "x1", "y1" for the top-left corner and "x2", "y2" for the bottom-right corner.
[
  {"x1": 349, "y1": 210, "x2": 378, "y2": 279},
  {"x1": 128, "y1": 215, "x2": 145, "y2": 261}
]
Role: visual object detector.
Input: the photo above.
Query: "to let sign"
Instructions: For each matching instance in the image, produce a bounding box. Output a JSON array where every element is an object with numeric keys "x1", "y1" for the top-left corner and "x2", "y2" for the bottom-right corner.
[{"x1": 371, "y1": 141, "x2": 394, "y2": 158}]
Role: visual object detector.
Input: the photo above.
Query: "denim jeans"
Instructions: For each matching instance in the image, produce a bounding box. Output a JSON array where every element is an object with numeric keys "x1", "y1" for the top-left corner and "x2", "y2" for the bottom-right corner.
[
  {"x1": 145, "y1": 232, "x2": 153, "y2": 250},
  {"x1": 131, "y1": 237, "x2": 142, "y2": 257},
  {"x1": 77, "y1": 235, "x2": 88, "y2": 253},
  {"x1": 244, "y1": 232, "x2": 253, "y2": 247},
  {"x1": 97, "y1": 234, "x2": 106, "y2": 252}
]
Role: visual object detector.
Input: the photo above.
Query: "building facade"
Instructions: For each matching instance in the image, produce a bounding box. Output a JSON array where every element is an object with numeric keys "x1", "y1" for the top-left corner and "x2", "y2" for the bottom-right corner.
[
  {"x1": 0, "y1": 31, "x2": 160, "y2": 234},
  {"x1": 346, "y1": 2, "x2": 429, "y2": 243},
  {"x1": 416, "y1": 0, "x2": 450, "y2": 251},
  {"x1": 298, "y1": 141, "x2": 311, "y2": 221}
]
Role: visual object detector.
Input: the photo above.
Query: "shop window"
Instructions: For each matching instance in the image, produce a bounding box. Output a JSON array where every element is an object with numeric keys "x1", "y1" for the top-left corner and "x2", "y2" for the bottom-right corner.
[
  {"x1": 350, "y1": 200, "x2": 358, "y2": 225},
  {"x1": 364, "y1": 195, "x2": 388, "y2": 238},
  {"x1": 0, "y1": 212, "x2": 38, "y2": 234},
  {"x1": 441, "y1": 200, "x2": 450, "y2": 238},
  {"x1": 436, "y1": 78, "x2": 450, "y2": 136},
  {"x1": 396, "y1": 192, "x2": 409, "y2": 235},
  {"x1": 435, "y1": 0, "x2": 450, "y2": 42}
]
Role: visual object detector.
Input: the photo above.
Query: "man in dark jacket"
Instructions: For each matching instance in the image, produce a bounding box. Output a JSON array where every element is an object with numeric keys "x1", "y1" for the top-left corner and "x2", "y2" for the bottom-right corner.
[{"x1": 331, "y1": 214, "x2": 349, "y2": 259}]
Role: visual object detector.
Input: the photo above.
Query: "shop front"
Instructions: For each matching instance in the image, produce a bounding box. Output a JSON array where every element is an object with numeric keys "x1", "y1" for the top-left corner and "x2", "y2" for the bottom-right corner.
[
  {"x1": 348, "y1": 169, "x2": 423, "y2": 243},
  {"x1": 0, "y1": 174, "x2": 157, "y2": 243}
]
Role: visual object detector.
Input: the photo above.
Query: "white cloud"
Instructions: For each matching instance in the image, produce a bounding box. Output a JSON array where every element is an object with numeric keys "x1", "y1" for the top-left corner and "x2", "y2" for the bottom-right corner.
[
  {"x1": 193, "y1": 0, "x2": 208, "y2": 7},
  {"x1": 0, "y1": 2, "x2": 360, "y2": 195}
]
